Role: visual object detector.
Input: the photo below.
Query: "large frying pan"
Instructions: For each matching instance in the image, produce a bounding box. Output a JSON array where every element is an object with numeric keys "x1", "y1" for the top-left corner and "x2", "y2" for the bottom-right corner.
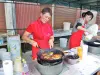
[{"x1": 37, "y1": 48, "x2": 64, "y2": 66}]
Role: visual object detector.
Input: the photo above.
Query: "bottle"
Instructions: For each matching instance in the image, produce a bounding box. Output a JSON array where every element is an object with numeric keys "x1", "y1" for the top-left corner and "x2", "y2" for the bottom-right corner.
[
  {"x1": 22, "y1": 59, "x2": 30, "y2": 75},
  {"x1": 81, "y1": 40, "x2": 88, "y2": 60},
  {"x1": 14, "y1": 57, "x2": 23, "y2": 72},
  {"x1": 14, "y1": 57, "x2": 23, "y2": 75},
  {"x1": 77, "y1": 46, "x2": 83, "y2": 60}
]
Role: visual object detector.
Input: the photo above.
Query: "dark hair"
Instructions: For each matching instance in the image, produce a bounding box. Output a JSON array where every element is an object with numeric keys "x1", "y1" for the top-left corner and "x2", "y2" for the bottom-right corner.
[
  {"x1": 82, "y1": 11, "x2": 93, "y2": 20},
  {"x1": 41, "y1": 7, "x2": 52, "y2": 16}
]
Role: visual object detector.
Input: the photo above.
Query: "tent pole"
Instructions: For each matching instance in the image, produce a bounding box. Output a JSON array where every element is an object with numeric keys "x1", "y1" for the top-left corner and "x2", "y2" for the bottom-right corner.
[{"x1": 52, "y1": 4, "x2": 55, "y2": 29}]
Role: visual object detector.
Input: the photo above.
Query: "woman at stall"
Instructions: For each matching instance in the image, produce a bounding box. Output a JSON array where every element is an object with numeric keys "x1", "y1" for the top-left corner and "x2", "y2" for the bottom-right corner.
[
  {"x1": 69, "y1": 11, "x2": 94, "y2": 49},
  {"x1": 22, "y1": 7, "x2": 54, "y2": 60}
]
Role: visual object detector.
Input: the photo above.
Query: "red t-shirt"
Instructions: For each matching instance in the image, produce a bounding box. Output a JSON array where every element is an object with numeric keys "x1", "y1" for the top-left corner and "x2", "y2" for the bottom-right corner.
[{"x1": 26, "y1": 18, "x2": 53, "y2": 59}]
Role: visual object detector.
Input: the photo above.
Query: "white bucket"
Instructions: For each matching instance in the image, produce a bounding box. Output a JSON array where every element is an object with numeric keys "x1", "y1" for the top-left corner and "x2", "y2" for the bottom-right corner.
[
  {"x1": 60, "y1": 38, "x2": 68, "y2": 48},
  {"x1": 63, "y1": 22, "x2": 71, "y2": 31}
]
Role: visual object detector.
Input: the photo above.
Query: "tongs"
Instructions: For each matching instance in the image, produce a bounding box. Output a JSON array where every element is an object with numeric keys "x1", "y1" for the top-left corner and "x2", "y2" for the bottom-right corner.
[{"x1": 37, "y1": 46, "x2": 45, "y2": 53}]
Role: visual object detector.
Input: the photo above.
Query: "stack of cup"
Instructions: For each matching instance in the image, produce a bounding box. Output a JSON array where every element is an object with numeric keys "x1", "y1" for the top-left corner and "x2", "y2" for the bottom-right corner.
[
  {"x1": 1, "y1": 52, "x2": 11, "y2": 61},
  {"x1": 0, "y1": 48, "x2": 7, "y2": 60}
]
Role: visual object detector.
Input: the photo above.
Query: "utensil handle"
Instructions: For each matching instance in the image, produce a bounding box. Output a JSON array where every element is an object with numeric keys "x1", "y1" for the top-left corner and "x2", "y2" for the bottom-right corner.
[
  {"x1": 37, "y1": 46, "x2": 45, "y2": 53},
  {"x1": 37, "y1": 46, "x2": 41, "y2": 49}
]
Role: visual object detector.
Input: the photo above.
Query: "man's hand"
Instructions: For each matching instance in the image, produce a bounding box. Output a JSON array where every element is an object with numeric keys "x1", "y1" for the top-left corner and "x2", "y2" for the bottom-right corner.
[
  {"x1": 30, "y1": 40, "x2": 38, "y2": 47},
  {"x1": 22, "y1": 31, "x2": 38, "y2": 47},
  {"x1": 49, "y1": 39, "x2": 54, "y2": 49}
]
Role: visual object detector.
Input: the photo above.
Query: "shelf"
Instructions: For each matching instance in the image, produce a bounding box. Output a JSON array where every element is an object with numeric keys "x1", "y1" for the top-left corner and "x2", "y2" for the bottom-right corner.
[{"x1": 0, "y1": 40, "x2": 27, "y2": 47}]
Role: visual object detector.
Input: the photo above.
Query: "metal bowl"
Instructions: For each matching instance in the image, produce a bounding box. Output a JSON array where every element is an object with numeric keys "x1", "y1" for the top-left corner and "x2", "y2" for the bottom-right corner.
[{"x1": 65, "y1": 54, "x2": 79, "y2": 65}]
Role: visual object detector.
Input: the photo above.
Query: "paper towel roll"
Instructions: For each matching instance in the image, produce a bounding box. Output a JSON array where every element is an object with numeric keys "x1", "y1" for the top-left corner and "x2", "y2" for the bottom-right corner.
[{"x1": 3, "y1": 60, "x2": 13, "y2": 75}]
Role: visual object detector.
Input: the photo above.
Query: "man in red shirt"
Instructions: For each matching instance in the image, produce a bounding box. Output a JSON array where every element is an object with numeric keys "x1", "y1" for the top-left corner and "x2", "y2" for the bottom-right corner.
[{"x1": 22, "y1": 7, "x2": 54, "y2": 60}]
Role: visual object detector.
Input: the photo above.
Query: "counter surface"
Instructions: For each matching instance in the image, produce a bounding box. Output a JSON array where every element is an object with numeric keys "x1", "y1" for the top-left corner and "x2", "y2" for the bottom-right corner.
[
  {"x1": 60, "y1": 54, "x2": 100, "y2": 75},
  {"x1": 24, "y1": 51, "x2": 100, "y2": 75},
  {"x1": 54, "y1": 29, "x2": 72, "y2": 37}
]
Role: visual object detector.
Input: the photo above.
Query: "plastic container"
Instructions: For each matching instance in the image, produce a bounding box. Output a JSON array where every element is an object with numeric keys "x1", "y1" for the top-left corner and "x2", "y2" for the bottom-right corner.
[
  {"x1": 0, "y1": 48, "x2": 7, "y2": 60},
  {"x1": 60, "y1": 38, "x2": 68, "y2": 48},
  {"x1": 7, "y1": 35, "x2": 21, "y2": 60},
  {"x1": 63, "y1": 22, "x2": 71, "y2": 31},
  {"x1": 22, "y1": 59, "x2": 30, "y2": 75},
  {"x1": 1, "y1": 52, "x2": 11, "y2": 61},
  {"x1": 14, "y1": 57, "x2": 23, "y2": 73},
  {"x1": 77, "y1": 47, "x2": 83, "y2": 60},
  {"x1": 81, "y1": 42, "x2": 88, "y2": 60},
  {"x1": 14, "y1": 72, "x2": 23, "y2": 75},
  {"x1": 0, "y1": 71, "x2": 4, "y2": 75},
  {"x1": 0, "y1": 37, "x2": 4, "y2": 45},
  {"x1": 0, "y1": 67, "x2": 4, "y2": 75},
  {"x1": 0, "y1": 48, "x2": 6, "y2": 52}
]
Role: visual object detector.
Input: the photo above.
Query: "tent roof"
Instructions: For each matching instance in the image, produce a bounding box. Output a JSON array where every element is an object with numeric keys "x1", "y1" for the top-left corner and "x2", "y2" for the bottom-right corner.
[{"x1": 13, "y1": 0, "x2": 100, "y2": 11}]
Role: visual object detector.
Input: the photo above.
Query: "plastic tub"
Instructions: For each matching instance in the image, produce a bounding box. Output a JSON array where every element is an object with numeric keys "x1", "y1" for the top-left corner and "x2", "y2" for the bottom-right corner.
[{"x1": 60, "y1": 38, "x2": 68, "y2": 48}]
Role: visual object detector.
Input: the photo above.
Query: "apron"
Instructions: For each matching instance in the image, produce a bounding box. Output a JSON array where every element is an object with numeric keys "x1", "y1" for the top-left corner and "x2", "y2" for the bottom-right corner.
[
  {"x1": 32, "y1": 39, "x2": 50, "y2": 59},
  {"x1": 32, "y1": 21, "x2": 53, "y2": 59},
  {"x1": 69, "y1": 26, "x2": 85, "y2": 49}
]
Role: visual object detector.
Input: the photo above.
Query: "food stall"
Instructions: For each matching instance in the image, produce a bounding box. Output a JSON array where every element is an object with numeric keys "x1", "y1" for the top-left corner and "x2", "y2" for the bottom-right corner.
[{"x1": 0, "y1": 0, "x2": 100, "y2": 75}]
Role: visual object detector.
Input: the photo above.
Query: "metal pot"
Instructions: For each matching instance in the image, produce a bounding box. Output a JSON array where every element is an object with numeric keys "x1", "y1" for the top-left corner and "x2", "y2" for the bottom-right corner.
[
  {"x1": 84, "y1": 40, "x2": 100, "y2": 54},
  {"x1": 37, "y1": 48, "x2": 64, "y2": 66},
  {"x1": 88, "y1": 46, "x2": 100, "y2": 54},
  {"x1": 37, "y1": 61, "x2": 63, "y2": 75}
]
